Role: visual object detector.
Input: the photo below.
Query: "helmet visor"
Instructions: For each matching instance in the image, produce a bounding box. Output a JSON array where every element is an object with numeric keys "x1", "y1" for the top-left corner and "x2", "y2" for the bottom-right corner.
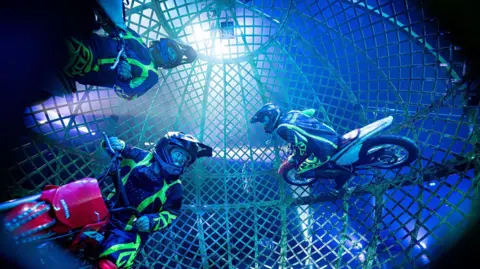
[
  {"x1": 170, "y1": 147, "x2": 191, "y2": 167},
  {"x1": 250, "y1": 111, "x2": 263, "y2": 124}
]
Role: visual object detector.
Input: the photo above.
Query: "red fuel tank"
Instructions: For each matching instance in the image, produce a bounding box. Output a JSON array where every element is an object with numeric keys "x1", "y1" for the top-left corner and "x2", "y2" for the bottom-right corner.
[{"x1": 40, "y1": 178, "x2": 109, "y2": 234}]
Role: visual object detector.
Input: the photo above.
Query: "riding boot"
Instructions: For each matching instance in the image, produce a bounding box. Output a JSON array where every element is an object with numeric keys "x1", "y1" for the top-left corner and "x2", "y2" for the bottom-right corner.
[
  {"x1": 333, "y1": 170, "x2": 354, "y2": 190},
  {"x1": 315, "y1": 169, "x2": 353, "y2": 197},
  {"x1": 315, "y1": 169, "x2": 352, "y2": 189}
]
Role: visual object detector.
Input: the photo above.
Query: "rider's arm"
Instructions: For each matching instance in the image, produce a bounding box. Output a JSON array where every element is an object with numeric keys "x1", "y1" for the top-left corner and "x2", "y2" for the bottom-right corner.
[
  {"x1": 113, "y1": 27, "x2": 159, "y2": 100},
  {"x1": 113, "y1": 68, "x2": 158, "y2": 100},
  {"x1": 277, "y1": 124, "x2": 309, "y2": 161},
  {"x1": 145, "y1": 184, "x2": 183, "y2": 232},
  {"x1": 101, "y1": 140, "x2": 148, "y2": 162},
  {"x1": 120, "y1": 144, "x2": 150, "y2": 162}
]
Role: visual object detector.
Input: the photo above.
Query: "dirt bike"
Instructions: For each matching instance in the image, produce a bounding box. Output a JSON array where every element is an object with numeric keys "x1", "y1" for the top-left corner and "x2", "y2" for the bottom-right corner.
[
  {"x1": 278, "y1": 116, "x2": 420, "y2": 186},
  {"x1": 0, "y1": 133, "x2": 138, "y2": 265}
]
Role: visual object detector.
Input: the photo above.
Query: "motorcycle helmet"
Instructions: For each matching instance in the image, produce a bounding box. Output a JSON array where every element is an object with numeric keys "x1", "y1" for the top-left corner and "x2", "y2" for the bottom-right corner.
[
  {"x1": 149, "y1": 38, "x2": 197, "y2": 69},
  {"x1": 179, "y1": 43, "x2": 197, "y2": 64},
  {"x1": 152, "y1": 131, "x2": 213, "y2": 176},
  {"x1": 250, "y1": 103, "x2": 282, "y2": 134}
]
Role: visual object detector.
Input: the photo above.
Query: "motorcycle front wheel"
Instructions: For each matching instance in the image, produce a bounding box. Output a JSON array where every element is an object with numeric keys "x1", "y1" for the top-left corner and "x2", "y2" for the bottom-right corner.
[{"x1": 358, "y1": 135, "x2": 419, "y2": 169}]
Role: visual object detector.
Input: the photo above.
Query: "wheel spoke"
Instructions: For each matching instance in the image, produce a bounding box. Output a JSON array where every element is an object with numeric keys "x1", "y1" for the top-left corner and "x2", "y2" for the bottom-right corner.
[{"x1": 368, "y1": 143, "x2": 410, "y2": 168}]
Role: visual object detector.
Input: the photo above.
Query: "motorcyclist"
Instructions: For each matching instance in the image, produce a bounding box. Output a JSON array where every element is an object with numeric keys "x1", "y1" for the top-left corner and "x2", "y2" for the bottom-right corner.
[
  {"x1": 250, "y1": 103, "x2": 351, "y2": 190},
  {"x1": 97, "y1": 131, "x2": 212, "y2": 269},
  {"x1": 60, "y1": 29, "x2": 197, "y2": 101},
  {"x1": 43, "y1": 0, "x2": 197, "y2": 101}
]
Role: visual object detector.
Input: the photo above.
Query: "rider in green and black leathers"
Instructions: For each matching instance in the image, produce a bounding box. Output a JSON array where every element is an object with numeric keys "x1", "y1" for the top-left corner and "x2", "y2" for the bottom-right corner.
[
  {"x1": 63, "y1": 28, "x2": 153, "y2": 100},
  {"x1": 97, "y1": 132, "x2": 212, "y2": 269},
  {"x1": 29, "y1": 0, "x2": 197, "y2": 105},
  {"x1": 250, "y1": 103, "x2": 351, "y2": 190},
  {"x1": 61, "y1": 27, "x2": 197, "y2": 100}
]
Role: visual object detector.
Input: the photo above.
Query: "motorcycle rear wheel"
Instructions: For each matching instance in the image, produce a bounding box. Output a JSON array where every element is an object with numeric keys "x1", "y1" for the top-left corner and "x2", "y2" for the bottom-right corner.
[{"x1": 359, "y1": 135, "x2": 419, "y2": 169}]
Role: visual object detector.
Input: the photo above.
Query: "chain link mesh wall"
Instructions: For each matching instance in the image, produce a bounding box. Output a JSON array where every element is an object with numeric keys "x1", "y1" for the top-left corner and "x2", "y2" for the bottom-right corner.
[{"x1": 7, "y1": 0, "x2": 480, "y2": 268}]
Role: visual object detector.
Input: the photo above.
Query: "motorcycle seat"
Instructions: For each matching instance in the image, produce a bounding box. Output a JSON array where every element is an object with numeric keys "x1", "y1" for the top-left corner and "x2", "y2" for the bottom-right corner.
[{"x1": 339, "y1": 128, "x2": 360, "y2": 148}]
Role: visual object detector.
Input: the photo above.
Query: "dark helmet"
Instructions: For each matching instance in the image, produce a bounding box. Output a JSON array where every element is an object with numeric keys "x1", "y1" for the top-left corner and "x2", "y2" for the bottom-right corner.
[
  {"x1": 250, "y1": 103, "x2": 282, "y2": 134},
  {"x1": 150, "y1": 38, "x2": 197, "y2": 69},
  {"x1": 153, "y1": 131, "x2": 213, "y2": 176}
]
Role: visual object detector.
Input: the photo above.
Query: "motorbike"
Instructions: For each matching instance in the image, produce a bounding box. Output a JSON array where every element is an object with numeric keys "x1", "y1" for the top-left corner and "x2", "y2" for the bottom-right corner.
[
  {"x1": 0, "y1": 133, "x2": 138, "y2": 264},
  {"x1": 278, "y1": 116, "x2": 420, "y2": 186}
]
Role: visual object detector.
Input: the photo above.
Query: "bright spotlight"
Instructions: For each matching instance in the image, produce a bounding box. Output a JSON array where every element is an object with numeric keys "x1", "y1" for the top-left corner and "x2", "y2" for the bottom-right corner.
[
  {"x1": 192, "y1": 24, "x2": 210, "y2": 42},
  {"x1": 214, "y1": 39, "x2": 229, "y2": 55}
]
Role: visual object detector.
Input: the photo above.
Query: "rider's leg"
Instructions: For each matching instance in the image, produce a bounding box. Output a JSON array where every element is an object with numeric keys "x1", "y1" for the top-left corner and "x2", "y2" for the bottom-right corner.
[
  {"x1": 296, "y1": 125, "x2": 339, "y2": 175},
  {"x1": 296, "y1": 139, "x2": 338, "y2": 180},
  {"x1": 315, "y1": 169, "x2": 353, "y2": 190},
  {"x1": 97, "y1": 227, "x2": 143, "y2": 269}
]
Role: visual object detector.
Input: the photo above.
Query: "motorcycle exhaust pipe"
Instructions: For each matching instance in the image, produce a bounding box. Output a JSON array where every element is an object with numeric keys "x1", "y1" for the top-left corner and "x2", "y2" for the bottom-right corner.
[{"x1": 0, "y1": 194, "x2": 41, "y2": 212}]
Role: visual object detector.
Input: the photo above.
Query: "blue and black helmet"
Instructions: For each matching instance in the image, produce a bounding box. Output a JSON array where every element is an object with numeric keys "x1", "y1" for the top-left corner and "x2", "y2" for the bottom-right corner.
[
  {"x1": 149, "y1": 38, "x2": 197, "y2": 69},
  {"x1": 250, "y1": 103, "x2": 282, "y2": 134},
  {"x1": 153, "y1": 131, "x2": 212, "y2": 176}
]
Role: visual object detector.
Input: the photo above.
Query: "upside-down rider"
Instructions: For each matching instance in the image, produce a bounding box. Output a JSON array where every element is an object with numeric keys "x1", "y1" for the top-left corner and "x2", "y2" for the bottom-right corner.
[
  {"x1": 60, "y1": 31, "x2": 197, "y2": 100},
  {"x1": 250, "y1": 103, "x2": 352, "y2": 191},
  {"x1": 97, "y1": 132, "x2": 212, "y2": 268},
  {"x1": 47, "y1": 0, "x2": 197, "y2": 101}
]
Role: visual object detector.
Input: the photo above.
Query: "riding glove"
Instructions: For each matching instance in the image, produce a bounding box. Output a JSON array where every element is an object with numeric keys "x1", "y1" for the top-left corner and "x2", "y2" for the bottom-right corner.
[
  {"x1": 136, "y1": 216, "x2": 151, "y2": 232},
  {"x1": 102, "y1": 137, "x2": 126, "y2": 152},
  {"x1": 117, "y1": 60, "x2": 132, "y2": 80}
]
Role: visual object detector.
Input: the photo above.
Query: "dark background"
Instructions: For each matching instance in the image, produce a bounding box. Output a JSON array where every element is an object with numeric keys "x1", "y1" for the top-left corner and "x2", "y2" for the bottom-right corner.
[
  {"x1": 424, "y1": 1, "x2": 480, "y2": 267},
  {"x1": 0, "y1": 1, "x2": 96, "y2": 268}
]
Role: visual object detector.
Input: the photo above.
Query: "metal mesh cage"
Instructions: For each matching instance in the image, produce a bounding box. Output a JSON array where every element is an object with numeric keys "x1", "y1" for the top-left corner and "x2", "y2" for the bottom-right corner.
[{"x1": 7, "y1": 0, "x2": 480, "y2": 268}]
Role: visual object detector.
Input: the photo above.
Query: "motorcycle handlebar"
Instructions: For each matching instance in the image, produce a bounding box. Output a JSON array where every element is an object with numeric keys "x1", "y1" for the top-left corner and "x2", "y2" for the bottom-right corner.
[
  {"x1": 101, "y1": 132, "x2": 131, "y2": 208},
  {"x1": 102, "y1": 132, "x2": 117, "y2": 156},
  {"x1": 98, "y1": 132, "x2": 119, "y2": 183}
]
